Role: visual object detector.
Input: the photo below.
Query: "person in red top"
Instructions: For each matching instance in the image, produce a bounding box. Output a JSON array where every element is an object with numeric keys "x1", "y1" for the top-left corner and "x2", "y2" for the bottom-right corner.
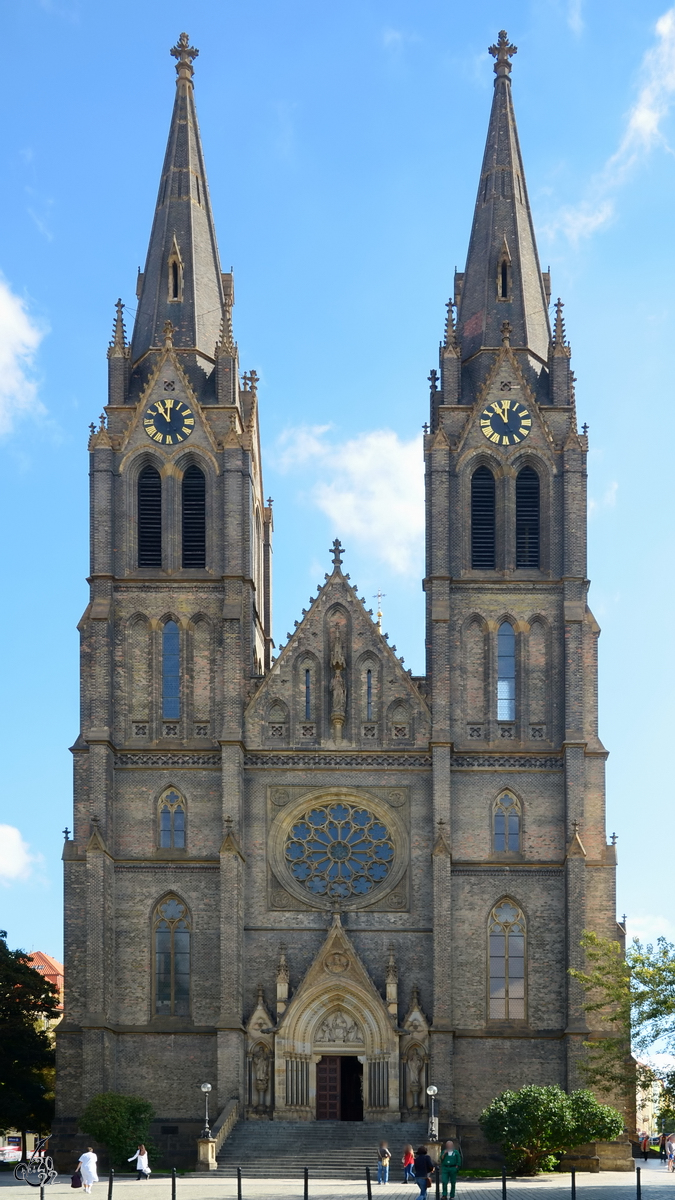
[{"x1": 402, "y1": 1144, "x2": 415, "y2": 1183}]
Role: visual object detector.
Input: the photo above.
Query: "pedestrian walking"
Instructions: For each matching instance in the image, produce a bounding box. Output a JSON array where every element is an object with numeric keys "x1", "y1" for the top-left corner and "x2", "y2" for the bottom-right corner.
[
  {"x1": 128, "y1": 1145, "x2": 151, "y2": 1180},
  {"x1": 667, "y1": 1134, "x2": 675, "y2": 1172},
  {"x1": 77, "y1": 1149, "x2": 98, "y2": 1195},
  {"x1": 640, "y1": 1132, "x2": 650, "y2": 1162},
  {"x1": 377, "y1": 1141, "x2": 391, "y2": 1184},
  {"x1": 402, "y1": 1144, "x2": 415, "y2": 1183},
  {"x1": 440, "y1": 1139, "x2": 462, "y2": 1199},
  {"x1": 413, "y1": 1145, "x2": 435, "y2": 1199},
  {"x1": 659, "y1": 1133, "x2": 667, "y2": 1162}
]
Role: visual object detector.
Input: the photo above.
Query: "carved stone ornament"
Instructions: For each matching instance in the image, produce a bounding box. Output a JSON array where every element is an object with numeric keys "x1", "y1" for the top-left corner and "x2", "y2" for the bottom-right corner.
[
  {"x1": 315, "y1": 1010, "x2": 364, "y2": 1044},
  {"x1": 324, "y1": 951, "x2": 350, "y2": 974}
]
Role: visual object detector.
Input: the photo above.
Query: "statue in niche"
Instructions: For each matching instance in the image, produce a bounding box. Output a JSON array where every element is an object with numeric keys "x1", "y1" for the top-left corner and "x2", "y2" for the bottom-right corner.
[
  {"x1": 316, "y1": 1010, "x2": 363, "y2": 1044},
  {"x1": 252, "y1": 1044, "x2": 270, "y2": 1107},
  {"x1": 329, "y1": 626, "x2": 347, "y2": 740},
  {"x1": 407, "y1": 1045, "x2": 425, "y2": 1109}
]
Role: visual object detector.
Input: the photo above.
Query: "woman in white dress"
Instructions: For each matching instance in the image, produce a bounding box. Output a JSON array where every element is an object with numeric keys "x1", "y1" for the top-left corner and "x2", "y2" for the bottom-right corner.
[
  {"x1": 128, "y1": 1145, "x2": 151, "y2": 1180},
  {"x1": 78, "y1": 1148, "x2": 98, "y2": 1194}
]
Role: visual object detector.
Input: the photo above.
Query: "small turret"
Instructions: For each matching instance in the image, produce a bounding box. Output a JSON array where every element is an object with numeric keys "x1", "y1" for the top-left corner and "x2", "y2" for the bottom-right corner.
[
  {"x1": 549, "y1": 298, "x2": 572, "y2": 406},
  {"x1": 106, "y1": 299, "x2": 130, "y2": 405},
  {"x1": 439, "y1": 298, "x2": 460, "y2": 408}
]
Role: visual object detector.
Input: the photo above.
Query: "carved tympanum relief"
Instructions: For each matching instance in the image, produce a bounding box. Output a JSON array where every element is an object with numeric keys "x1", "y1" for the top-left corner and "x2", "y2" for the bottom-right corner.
[{"x1": 315, "y1": 1009, "x2": 364, "y2": 1044}]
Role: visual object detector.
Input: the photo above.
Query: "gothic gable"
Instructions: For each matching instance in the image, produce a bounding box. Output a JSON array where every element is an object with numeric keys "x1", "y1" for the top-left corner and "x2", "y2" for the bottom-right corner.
[{"x1": 245, "y1": 544, "x2": 430, "y2": 749}]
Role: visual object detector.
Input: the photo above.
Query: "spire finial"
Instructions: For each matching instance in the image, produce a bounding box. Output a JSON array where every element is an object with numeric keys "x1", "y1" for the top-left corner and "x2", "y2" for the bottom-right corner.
[
  {"x1": 163, "y1": 320, "x2": 174, "y2": 348},
  {"x1": 501, "y1": 320, "x2": 512, "y2": 346},
  {"x1": 111, "y1": 299, "x2": 126, "y2": 349},
  {"x1": 444, "y1": 298, "x2": 458, "y2": 350},
  {"x1": 553, "y1": 299, "x2": 567, "y2": 346},
  {"x1": 489, "y1": 30, "x2": 517, "y2": 80},
  {"x1": 170, "y1": 32, "x2": 199, "y2": 84},
  {"x1": 330, "y1": 538, "x2": 344, "y2": 568},
  {"x1": 373, "y1": 589, "x2": 386, "y2": 630}
]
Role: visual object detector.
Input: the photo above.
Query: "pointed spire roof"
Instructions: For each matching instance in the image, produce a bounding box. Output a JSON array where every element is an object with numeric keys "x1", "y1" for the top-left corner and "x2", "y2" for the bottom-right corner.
[
  {"x1": 129, "y1": 33, "x2": 225, "y2": 400},
  {"x1": 456, "y1": 31, "x2": 551, "y2": 398}
]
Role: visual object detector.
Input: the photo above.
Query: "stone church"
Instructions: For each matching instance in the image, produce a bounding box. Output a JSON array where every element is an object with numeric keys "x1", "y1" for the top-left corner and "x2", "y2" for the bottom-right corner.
[{"x1": 54, "y1": 30, "x2": 620, "y2": 1167}]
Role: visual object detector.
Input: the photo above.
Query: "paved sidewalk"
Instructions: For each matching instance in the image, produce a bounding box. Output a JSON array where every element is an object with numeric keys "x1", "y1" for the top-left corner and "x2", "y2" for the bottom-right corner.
[{"x1": 1, "y1": 1167, "x2": 672, "y2": 1200}]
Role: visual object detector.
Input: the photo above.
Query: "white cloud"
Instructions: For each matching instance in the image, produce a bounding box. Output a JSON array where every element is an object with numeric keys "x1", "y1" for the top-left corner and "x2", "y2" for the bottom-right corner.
[
  {"x1": 547, "y1": 7, "x2": 675, "y2": 242},
  {"x1": 0, "y1": 825, "x2": 38, "y2": 885},
  {"x1": 275, "y1": 425, "x2": 424, "y2": 575},
  {"x1": 0, "y1": 276, "x2": 46, "y2": 436},
  {"x1": 568, "y1": 0, "x2": 584, "y2": 35},
  {"x1": 626, "y1": 912, "x2": 675, "y2": 945},
  {"x1": 589, "y1": 480, "x2": 618, "y2": 517}
]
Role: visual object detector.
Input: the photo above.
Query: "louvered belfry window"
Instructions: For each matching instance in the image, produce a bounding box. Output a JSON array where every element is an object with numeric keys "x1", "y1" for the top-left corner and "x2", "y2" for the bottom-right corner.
[
  {"x1": 182, "y1": 465, "x2": 206, "y2": 568},
  {"x1": 138, "y1": 466, "x2": 162, "y2": 568},
  {"x1": 516, "y1": 466, "x2": 540, "y2": 568},
  {"x1": 471, "y1": 466, "x2": 496, "y2": 569}
]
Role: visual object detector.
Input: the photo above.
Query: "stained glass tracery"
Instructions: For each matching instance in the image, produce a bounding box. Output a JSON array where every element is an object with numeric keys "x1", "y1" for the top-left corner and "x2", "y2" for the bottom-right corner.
[{"x1": 284, "y1": 803, "x2": 395, "y2": 900}]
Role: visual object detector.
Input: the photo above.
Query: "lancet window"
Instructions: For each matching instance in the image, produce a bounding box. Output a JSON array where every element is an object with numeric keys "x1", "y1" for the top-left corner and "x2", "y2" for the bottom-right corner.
[
  {"x1": 162, "y1": 621, "x2": 180, "y2": 720},
  {"x1": 138, "y1": 466, "x2": 162, "y2": 568},
  {"x1": 488, "y1": 899, "x2": 525, "y2": 1020},
  {"x1": 182, "y1": 465, "x2": 206, "y2": 568},
  {"x1": 154, "y1": 896, "x2": 191, "y2": 1016},
  {"x1": 497, "y1": 622, "x2": 516, "y2": 721},
  {"x1": 471, "y1": 466, "x2": 496, "y2": 569},
  {"x1": 159, "y1": 788, "x2": 186, "y2": 849},
  {"x1": 493, "y1": 793, "x2": 521, "y2": 852}
]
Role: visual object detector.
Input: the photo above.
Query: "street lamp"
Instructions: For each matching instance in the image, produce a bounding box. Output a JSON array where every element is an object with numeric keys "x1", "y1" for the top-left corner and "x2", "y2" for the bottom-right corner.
[
  {"x1": 427, "y1": 1084, "x2": 439, "y2": 1143},
  {"x1": 200, "y1": 1082, "x2": 212, "y2": 1139}
]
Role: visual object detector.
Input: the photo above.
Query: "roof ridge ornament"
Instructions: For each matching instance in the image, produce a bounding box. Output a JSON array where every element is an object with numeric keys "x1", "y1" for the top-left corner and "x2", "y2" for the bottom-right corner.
[
  {"x1": 170, "y1": 32, "x2": 199, "y2": 84},
  {"x1": 489, "y1": 30, "x2": 517, "y2": 80},
  {"x1": 330, "y1": 538, "x2": 344, "y2": 568}
]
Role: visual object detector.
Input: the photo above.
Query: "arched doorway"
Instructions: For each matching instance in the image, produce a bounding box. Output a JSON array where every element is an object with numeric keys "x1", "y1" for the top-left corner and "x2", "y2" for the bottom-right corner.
[{"x1": 316, "y1": 1055, "x2": 363, "y2": 1121}]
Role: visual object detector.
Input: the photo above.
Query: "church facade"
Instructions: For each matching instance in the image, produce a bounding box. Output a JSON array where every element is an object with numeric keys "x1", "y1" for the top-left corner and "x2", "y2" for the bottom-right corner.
[{"x1": 55, "y1": 31, "x2": 620, "y2": 1165}]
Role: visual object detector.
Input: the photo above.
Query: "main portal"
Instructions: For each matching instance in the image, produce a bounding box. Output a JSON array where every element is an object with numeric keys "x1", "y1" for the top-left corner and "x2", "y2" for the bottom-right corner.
[{"x1": 316, "y1": 1056, "x2": 363, "y2": 1121}]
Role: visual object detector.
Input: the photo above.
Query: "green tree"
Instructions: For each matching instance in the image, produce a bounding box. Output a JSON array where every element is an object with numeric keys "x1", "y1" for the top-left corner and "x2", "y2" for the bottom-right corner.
[
  {"x1": 0, "y1": 930, "x2": 60, "y2": 1143},
  {"x1": 79, "y1": 1093, "x2": 155, "y2": 1168},
  {"x1": 656, "y1": 1072, "x2": 675, "y2": 1132},
  {"x1": 479, "y1": 1084, "x2": 623, "y2": 1175},
  {"x1": 570, "y1": 932, "x2": 675, "y2": 1112}
]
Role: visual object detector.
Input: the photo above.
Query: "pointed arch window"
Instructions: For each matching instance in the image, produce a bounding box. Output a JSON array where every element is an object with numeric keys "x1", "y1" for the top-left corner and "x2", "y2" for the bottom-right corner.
[
  {"x1": 182, "y1": 465, "x2": 206, "y2": 568},
  {"x1": 138, "y1": 466, "x2": 162, "y2": 568},
  {"x1": 471, "y1": 466, "x2": 495, "y2": 569},
  {"x1": 154, "y1": 896, "x2": 190, "y2": 1016},
  {"x1": 516, "y1": 466, "x2": 540, "y2": 568},
  {"x1": 162, "y1": 621, "x2": 180, "y2": 720},
  {"x1": 168, "y1": 239, "x2": 183, "y2": 303},
  {"x1": 500, "y1": 261, "x2": 509, "y2": 299},
  {"x1": 366, "y1": 669, "x2": 373, "y2": 721},
  {"x1": 159, "y1": 788, "x2": 186, "y2": 849},
  {"x1": 493, "y1": 794, "x2": 521, "y2": 853},
  {"x1": 489, "y1": 900, "x2": 525, "y2": 1019},
  {"x1": 497, "y1": 622, "x2": 516, "y2": 720},
  {"x1": 304, "y1": 668, "x2": 311, "y2": 720}
]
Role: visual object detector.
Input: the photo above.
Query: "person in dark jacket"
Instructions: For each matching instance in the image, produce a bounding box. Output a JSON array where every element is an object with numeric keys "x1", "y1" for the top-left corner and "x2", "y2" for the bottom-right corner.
[{"x1": 413, "y1": 1145, "x2": 435, "y2": 1198}]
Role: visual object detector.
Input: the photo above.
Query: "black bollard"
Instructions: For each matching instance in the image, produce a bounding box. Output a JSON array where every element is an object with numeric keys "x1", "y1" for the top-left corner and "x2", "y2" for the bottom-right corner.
[
  {"x1": 636, "y1": 1165, "x2": 642, "y2": 1200},
  {"x1": 171, "y1": 1167, "x2": 176, "y2": 1200},
  {"x1": 237, "y1": 1166, "x2": 242, "y2": 1200},
  {"x1": 366, "y1": 1165, "x2": 373, "y2": 1200},
  {"x1": 436, "y1": 1164, "x2": 440, "y2": 1200},
  {"x1": 304, "y1": 1166, "x2": 308, "y2": 1200},
  {"x1": 571, "y1": 1166, "x2": 576, "y2": 1200},
  {"x1": 40, "y1": 1186, "x2": 44, "y2": 1200},
  {"x1": 108, "y1": 1167, "x2": 114, "y2": 1200},
  {"x1": 501, "y1": 1165, "x2": 507, "y2": 1199}
]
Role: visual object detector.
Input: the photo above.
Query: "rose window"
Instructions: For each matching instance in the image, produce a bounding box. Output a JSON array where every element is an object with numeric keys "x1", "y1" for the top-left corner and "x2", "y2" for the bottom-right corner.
[{"x1": 284, "y1": 803, "x2": 395, "y2": 899}]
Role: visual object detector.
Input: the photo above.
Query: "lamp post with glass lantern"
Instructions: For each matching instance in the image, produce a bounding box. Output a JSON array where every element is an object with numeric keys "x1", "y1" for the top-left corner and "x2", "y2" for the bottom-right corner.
[
  {"x1": 200, "y1": 1082, "x2": 212, "y2": 1139},
  {"x1": 427, "y1": 1084, "x2": 439, "y2": 1143}
]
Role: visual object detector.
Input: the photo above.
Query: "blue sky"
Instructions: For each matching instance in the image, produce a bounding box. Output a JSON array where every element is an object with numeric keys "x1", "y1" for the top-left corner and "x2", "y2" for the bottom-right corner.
[{"x1": 1, "y1": 0, "x2": 674, "y2": 956}]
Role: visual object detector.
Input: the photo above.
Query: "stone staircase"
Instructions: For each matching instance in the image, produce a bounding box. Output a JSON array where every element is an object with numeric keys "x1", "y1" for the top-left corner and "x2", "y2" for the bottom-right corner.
[{"x1": 216, "y1": 1120, "x2": 428, "y2": 1180}]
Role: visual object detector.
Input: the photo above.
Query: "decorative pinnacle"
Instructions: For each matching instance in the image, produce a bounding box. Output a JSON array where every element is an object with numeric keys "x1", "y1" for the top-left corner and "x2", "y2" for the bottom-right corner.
[
  {"x1": 331, "y1": 538, "x2": 344, "y2": 568},
  {"x1": 444, "y1": 298, "x2": 458, "y2": 350},
  {"x1": 553, "y1": 299, "x2": 567, "y2": 346},
  {"x1": 501, "y1": 320, "x2": 512, "y2": 346},
  {"x1": 62, "y1": 827, "x2": 71, "y2": 842},
  {"x1": 428, "y1": 368, "x2": 439, "y2": 394},
  {"x1": 110, "y1": 299, "x2": 126, "y2": 348},
  {"x1": 170, "y1": 32, "x2": 199, "y2": 83},
  {"x1": 489, "y1": 30, "x2": 517, "y2": 80},
  {"x1": 611, "y1": 832, "x2": 618, "y2": 845},
  {"x1": 163, "y1": 320, "x2": 174, "y2": 348}
]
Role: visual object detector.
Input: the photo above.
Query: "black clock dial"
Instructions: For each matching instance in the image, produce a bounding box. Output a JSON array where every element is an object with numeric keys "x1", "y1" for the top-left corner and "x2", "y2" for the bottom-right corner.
[
  {"x1": 480, "y1": 398, "x2": 532, "y2": 446},
  {"x1": 143, "y1": 398, "x2": 195, "y2": 445}
]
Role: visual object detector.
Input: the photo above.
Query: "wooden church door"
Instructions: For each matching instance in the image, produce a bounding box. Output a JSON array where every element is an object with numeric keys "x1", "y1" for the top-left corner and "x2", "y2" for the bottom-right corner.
[{"x1": 316, "y1": 1056, "x2": 340, "y2": 1119}]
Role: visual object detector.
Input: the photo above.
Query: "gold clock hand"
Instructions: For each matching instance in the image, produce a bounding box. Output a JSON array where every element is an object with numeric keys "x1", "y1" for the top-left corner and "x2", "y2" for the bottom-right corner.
[{"x1": 155, "y1": 400, "x2": 168, "y2": 421}]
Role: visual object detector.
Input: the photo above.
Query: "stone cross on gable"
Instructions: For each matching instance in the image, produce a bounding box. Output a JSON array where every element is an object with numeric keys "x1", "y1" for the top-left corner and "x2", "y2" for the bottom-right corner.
[
  {"x1": 331, "y1": 538, "x2": 344, "y2": 567},
  {"x1": 170, "y1": 32, "x2": 199, "y2": 81},
  {"x1": 489, "y1": 30, "x2": 517, "y2": 78}
]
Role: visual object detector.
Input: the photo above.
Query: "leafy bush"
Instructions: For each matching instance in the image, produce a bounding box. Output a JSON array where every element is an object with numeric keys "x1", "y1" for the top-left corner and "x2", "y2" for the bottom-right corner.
[
  {"x1": 479, "y1": 1084, "x2": 623, "y2": 1175},
  {"x1": 80, "y1": 1093, "x2": 155, "y2": 1167}
]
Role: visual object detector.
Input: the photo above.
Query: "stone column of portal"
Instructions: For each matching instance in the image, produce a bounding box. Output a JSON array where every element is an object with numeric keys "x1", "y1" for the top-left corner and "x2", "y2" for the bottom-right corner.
[{"x1": 426, "y1": 427, "x2": 454, "y2": 1125}]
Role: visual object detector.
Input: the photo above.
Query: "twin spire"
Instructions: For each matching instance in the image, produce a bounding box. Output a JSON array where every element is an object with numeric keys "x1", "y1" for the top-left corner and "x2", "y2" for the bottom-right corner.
[
  {"x1": 127, "y1": 33, "x2": 227, "y2": 403},
  {"x1": 454, "y1": 30, "x2": 554, "y2": 403}
]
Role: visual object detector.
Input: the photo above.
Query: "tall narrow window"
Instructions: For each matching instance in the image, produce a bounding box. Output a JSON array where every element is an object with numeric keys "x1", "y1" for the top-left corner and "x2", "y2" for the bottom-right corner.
[
  {"x1": 171, "y1": 261, "x2": 179, "y2": 300},
  {"x1": 500, "y1": 261, "x2": 508, "y2": 299},
  {"x1": 154, "y1": 896, "x2": 190, "y2": 1016},
  {"x1": 162, "y1": 621, "x2": 180, "y2": 719},
  {"x1": 497, "y1": 622, "x2": 516, "y2": 721},
  {"x1": 182, "y1": 465, "x2": 206, "y2": 568},
  {"x1": 471, "y1": 466, "x2": 495, "y2": 569},
  {"x1": 138, "y1": 466, "x2": 162, "y2": 568},
  {"x1": 516, "y1": 467, "x2": 540, "y2": 568},
  {"x1": 489, "y1": 900, "x2": 525, "y2": 1019},
  {"x1": 159, "y1": 788, "x2": 186, "y2": 849},
  {"x1": 493, "y1": 794, "x2": 521, "y2": 852},
  {"x1": 305, "y1": 668, "x2": 311, "y2": 720},
  {"x1": 366, "y1": 669, "x2": 373, "y2": 721}
]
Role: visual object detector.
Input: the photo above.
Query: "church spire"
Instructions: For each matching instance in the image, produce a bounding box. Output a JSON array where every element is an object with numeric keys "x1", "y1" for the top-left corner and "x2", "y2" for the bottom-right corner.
[
  {"x1": 455, "y1": 31, "x2": 551, "y2": 401},
  {"x1": 129, "y1": 33, "x2": 226, "y2": 401}
]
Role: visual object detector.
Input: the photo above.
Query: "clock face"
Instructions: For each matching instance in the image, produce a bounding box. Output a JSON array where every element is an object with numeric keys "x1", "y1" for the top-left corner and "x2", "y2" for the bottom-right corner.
[
  {"x1": 480, "y1": 398, "x2": 532, "y2": 446},
  {"x1": 143, "y1": 397, "x2": 195, "y2": 445}
]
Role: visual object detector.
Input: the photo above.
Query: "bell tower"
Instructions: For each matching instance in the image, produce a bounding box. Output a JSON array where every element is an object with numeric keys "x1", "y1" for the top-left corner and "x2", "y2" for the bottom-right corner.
[{"x1": 425, "y1": 30, "x2": 618, "y2": 1133}]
